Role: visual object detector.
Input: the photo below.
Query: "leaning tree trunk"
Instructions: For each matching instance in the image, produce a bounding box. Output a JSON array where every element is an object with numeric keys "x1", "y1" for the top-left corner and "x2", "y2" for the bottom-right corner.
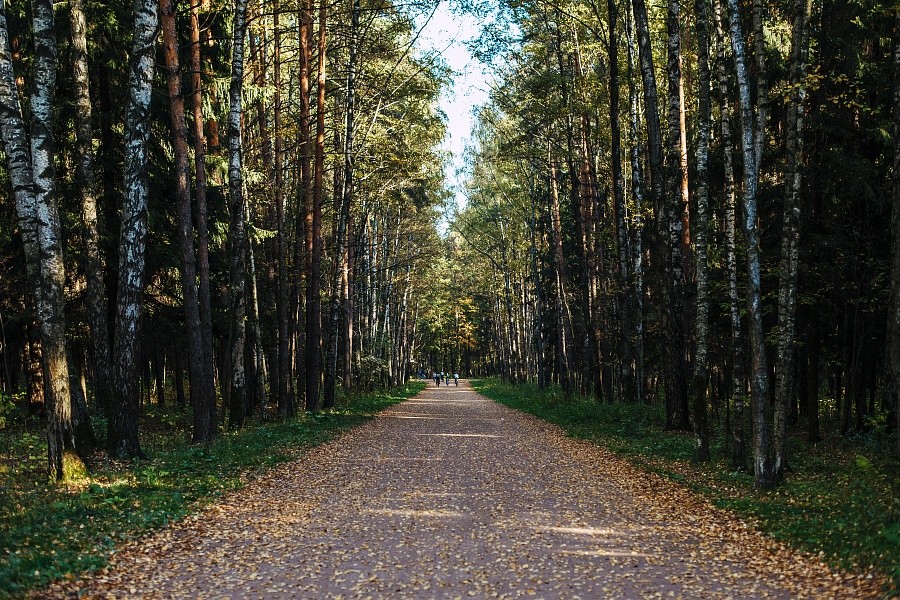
[
  {"x1": 110, "y1": 0, "x2": 158, "y2": 459},
  {"x1": 691, "y1": 0, "x2": 712, "y2": 461},
  {"x1": 773, "y1": 0, "x2": 813, "y2": 483},
  {"x1": 727, "y1": 0, "x2": 774, "y2": 489},
  {"x1": 71, "y1": 0, "x2": 113, "y2": 420},
  {"x1": 159, "y1": 0, "x2": 212, "y2": 444},
  {"x1": 227, "y1": 0, "x2": 249, "y2": 429}
]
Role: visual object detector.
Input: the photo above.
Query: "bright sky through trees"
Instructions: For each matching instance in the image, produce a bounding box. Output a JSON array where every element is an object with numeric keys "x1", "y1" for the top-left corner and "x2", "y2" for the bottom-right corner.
[{"x1": 415, "y1": 2, "x2": 490, "y2": 214}]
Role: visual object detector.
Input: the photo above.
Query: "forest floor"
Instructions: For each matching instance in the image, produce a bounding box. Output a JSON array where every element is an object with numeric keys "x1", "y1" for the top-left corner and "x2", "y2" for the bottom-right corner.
[{"x1": 45, "y1": 381, "x2": 884, "y2": 598}]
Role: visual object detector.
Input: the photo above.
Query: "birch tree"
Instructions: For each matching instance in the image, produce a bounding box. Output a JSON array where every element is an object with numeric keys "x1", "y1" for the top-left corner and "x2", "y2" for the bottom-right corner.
[
  {"x1": 727, "y1": 0, "x2": 774, "y2": 488},
  {"x1": 227, "y1": 0, "x2": 249, "y2": 428},
  {"x1": 109, "y1": 0, "x2": 159, "y2": 458}
]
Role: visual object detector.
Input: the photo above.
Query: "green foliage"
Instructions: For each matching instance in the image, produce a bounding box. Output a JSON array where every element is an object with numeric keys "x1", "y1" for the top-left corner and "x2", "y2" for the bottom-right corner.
[
  {"x1": 0, "y1": 392, "x2": 19, "y2": 430},
  {"x1": 0, "y1": 382, "x2": 424, "y2": 597},
  {"x1": 472, "y1": 378, "x2": 899, "y2": 593}
]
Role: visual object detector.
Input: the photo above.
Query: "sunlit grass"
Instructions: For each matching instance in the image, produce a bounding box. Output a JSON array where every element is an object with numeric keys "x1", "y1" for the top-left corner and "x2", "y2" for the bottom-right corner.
[
  {"x1": 0, "y1": 381, "x2": 425, "y2": 596},
  {"x1": 472, "y1": 377, "x2": 898, "y2": 593}
]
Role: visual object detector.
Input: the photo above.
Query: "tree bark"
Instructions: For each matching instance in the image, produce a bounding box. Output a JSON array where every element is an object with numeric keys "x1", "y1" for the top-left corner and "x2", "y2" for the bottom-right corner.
[
  {"x1": 227, "y1": 0, "x2": 249, "y2": 429},
  {"x1": 663, "y1": 0, "x2": 691, "y2": 431},
  {"x1": 189, "y1": 0, "x2": 216, "y2": 434},
  {"x1": 324, "y1": 0, "x2": 356, "y2": 410},
  {"x1": 714, "y1": 0, "x2": 746, "y2": 468},
  {"x1": 692, "y1": 0, "x2": 712, "y2": 460},
  {"x1": 727, "y1": 0, "x2": 774, "y2": 488},
  {"x1": 272, "y1": 1, "x2": 294, "y2": 416},
  {"x1": 70, "y1": 0, "x2": 113, "y2": 420},
  {"x1": 773, "y1": 0, "x2": 813, "y2": 482},
  {"x1": 110, "y1": 0, "x2": 159, "y2": 459},
  {"x1": 301, "y1": 0, "x2": 319, "y2": 413},
  {"x1": 159, "y1": 0, "x2": 212, "y2": 443}
]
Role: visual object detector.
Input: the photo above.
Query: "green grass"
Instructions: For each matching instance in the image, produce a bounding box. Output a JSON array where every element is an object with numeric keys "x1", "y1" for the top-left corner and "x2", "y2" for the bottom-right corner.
[
  {"x1": 472, "y1": 378, "x2": 899, "y2": 594},
  {"x1": 0, "y1": 382, "x2": 425, "y2": 598}
]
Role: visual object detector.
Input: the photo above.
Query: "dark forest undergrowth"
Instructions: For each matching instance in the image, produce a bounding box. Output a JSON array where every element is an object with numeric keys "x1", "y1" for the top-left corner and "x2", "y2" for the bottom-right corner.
[
  {"x1": 0, "y1": 381, "x2": 425, "y2": 597},
  {"x1": 473, "y1": 378, "x2": 899, "y2": 595}
]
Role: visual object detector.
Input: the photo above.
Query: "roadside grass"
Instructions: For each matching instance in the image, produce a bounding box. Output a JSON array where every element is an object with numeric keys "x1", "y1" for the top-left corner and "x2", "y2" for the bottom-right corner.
[
  {"x1": 0, "y1": 381, "x2": 425, "y2": 597},
  {"x1": 472, "y1": 378, "x2": 899, "y2": 593}
]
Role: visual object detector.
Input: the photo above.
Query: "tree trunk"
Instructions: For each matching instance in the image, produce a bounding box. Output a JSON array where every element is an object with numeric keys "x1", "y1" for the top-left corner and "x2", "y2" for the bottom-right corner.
[
  {"x1": 624, "y1": 3, "x2": 645, "y2": 403},
  {"x1": 714, "y1": 0, "x2": 746, "y2": 469},
  {"x1": 773, "y1": 0, "x2": 813, "y2": 482},
  {"x1": 324, "y1": 0, "x2": 355, "y2": 410},
  {"x1": 272, "y1": 1, "x2": 294, "y2": 416},
  {"x1": 301, "y1": 0, "x2": 319, "y2": 413},
  {"x1": 664, "y1": 0, "x2": 691, "y2": 431},
  {"x1": 159, "y1": 0, "x2": 212, "y2": 443},
  {"x1": 189, "y1": 0, "x2": 216, "y2": 435},
  {"x1": 227, "y1": 0, "x2": 249, "y2": 429},
  {"x1": 692, "y1": 0, "x2": 712, "y2": 460},
  {"x1": 727, "y1": 0, "x2": 774, "y2": 489},
  {"x1": 70, "y1": 0, "x2": 113, "y2": 420},
  {"x1": 110, "y1": 0, "x2": 158, "y2": 459}
]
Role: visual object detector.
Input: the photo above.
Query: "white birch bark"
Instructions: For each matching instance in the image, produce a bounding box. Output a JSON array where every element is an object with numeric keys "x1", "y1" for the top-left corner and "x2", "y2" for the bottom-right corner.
[
  {"x1": 110, "y1": 0, "x2": 158, "y2": 458},
  {"x1": 727, "y1": 0, "x2": 774, "y2": 489}
]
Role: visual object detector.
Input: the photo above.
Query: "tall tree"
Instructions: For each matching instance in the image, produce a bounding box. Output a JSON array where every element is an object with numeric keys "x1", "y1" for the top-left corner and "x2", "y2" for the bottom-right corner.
[
  {"x1": 0, "y1": 0, "x2": 87, "y2": 479},
  {"x1": 663, "y1": 0, "x2": 691, "y2": 430},
  {"x1": 70, "y1": 0, "x2": 113, "y2": 420},
  {"x1": 159, "y1": 0, "x2": 213, "y2": 443},
  {"x1": 227, "y1": 0, "x2": 250, "y2": 428},
  {"x1": 727, "y1": 0, "x2": 774, "y2": 489},
  {"x1": 189, "y1": 0, "x2": 216, "y2": 435},
  {"x1": 692, "y1": 0, "x2": 712, "y2": 461},
  {"x1": 773, "y1": 0, "x2": 814, "y2": 482},
  {"x1": 109, "y1": 0, "x2": 159, "y2": 458},
  {"x1": 324, "y1": 0, "x2": 358, "y2": 410}
]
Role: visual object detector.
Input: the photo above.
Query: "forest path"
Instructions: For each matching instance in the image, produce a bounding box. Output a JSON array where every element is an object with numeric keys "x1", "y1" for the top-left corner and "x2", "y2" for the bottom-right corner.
[{"x1": 56, "y1": 381, "x2": 870, "y2": 598}]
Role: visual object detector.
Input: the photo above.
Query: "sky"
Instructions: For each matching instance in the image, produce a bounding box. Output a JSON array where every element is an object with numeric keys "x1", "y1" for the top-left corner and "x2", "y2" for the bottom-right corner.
[{"x1": 413, "y1": 2, "x2": 492, "y2": 213}]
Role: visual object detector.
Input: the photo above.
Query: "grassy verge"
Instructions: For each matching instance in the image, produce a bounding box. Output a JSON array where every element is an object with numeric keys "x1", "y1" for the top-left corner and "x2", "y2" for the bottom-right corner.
[
  {"x1": 0, "y1": 382, "x2": 425, "y2": 597},
  {"x1": 472, "y1": 378, "x2": 898, "y2": 593}
]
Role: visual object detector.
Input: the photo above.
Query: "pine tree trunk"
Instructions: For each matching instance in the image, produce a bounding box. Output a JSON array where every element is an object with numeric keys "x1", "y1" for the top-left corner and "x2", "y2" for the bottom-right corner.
[
  {"x1": 110, "y1": 0, "x2": 158, "y2": 459},
  {"x1": 773, "y1": 0, "x2": 813, "y2": 482},
  {"x1": 159, "y1": 0, "x2": 211, "y2": 443},
  {"x1": 272, "y1": 1, "x2": 294, "y2": 416},
  {"x1": 227, "y1": 0, "x2": 249, "y2": 429},
  {"x1": 301, "y1": 0, "x2": 319, "y2": 412},
  {"x1": 189, "y1": 0, "x2": 216, "y2": 433},
  {"x1": 692, "y1": 0, "x2": 712, "y2": 460},
  {"x1": 727, "y1": 0, "x2": 774, "y2": 488},
  {"x1": 70, "y1": 0, "x2": 113, "y2": 421},
  {"x1": 549, "y1": 160, "x2": 575, "y2": 397}
]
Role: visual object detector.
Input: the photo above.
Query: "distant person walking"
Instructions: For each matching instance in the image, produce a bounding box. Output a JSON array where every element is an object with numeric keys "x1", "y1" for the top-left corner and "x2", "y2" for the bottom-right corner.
[
  {"x1": 454, "y1": 373, "x2": 459, "y2": 386},
  {"x1": 433, "y1": 371, "x2": 440, "y2": 387}
]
